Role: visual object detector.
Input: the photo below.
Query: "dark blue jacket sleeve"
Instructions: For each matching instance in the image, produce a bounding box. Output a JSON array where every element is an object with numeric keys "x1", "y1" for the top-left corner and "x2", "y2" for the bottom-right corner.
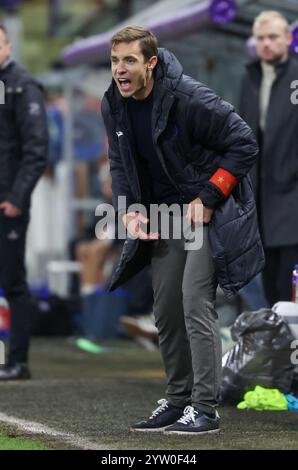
[
  {"x1": 187, "y1": 84, "x2": 259, "y2": 208},
  {"x1": 101, "y1": 97, "x2": 135, "y2": 214},
  {"x1": 7, "y1": 82, "x2": 48, "y2": 209}
]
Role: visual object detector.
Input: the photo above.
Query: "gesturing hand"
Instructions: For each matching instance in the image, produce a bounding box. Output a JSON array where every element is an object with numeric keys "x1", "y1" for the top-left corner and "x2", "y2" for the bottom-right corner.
[{"x1": 122, "y1": 212, "x2": 159, "y2": 241}]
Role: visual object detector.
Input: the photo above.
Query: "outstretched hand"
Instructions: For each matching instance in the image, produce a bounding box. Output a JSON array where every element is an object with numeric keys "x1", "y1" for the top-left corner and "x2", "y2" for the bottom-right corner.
[{"x1": 122, "y1": 212, "x2": 159, "y2": 240}]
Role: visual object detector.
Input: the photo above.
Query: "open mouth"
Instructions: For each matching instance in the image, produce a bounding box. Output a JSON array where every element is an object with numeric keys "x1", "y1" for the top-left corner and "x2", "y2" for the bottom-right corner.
[{"x1": 118, "y1": 78, "x2": 132, "y2": 92}]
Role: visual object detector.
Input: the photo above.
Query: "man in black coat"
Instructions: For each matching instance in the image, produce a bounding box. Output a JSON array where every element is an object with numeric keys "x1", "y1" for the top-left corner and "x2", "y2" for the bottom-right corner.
[
  {"x1": 102, "y1": 26, "x2": 260, "y2": 435},
  {"x1": 239, "y1": 11, "x2": 298, "y2": 306},
  {"x1": 0, "y1": 25, "x2": 48, "y2": 379}
]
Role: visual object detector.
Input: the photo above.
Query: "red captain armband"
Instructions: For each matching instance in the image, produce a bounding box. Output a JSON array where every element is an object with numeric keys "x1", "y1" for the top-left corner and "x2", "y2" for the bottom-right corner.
[{"x1": 209, "y1": 168, "x2": 238, "y2": 196}]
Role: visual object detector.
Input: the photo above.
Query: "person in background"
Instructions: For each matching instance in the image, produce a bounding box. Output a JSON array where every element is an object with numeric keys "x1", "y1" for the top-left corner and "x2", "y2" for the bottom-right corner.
[
  {"x1": 0, "y1": 25, "x2": 48, "y2": 380},
  {"x1": 239, "y1": 11, "x2": 298, "y2": 306}
]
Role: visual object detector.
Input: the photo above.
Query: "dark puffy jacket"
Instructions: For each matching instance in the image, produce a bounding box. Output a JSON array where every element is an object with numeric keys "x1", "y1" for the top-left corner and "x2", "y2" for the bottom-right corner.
[
  {"x1": 102, "y1": 48, "x2": 264, "y2": 298},
  {"x1": 0, "y1": 61, "x2": 48, "y2": 209}
]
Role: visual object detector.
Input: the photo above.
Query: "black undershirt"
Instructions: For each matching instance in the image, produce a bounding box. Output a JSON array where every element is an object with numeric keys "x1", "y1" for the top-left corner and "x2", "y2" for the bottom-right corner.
[{"x1": 127, "y1": 90, "x2": 181, "y2": 205}]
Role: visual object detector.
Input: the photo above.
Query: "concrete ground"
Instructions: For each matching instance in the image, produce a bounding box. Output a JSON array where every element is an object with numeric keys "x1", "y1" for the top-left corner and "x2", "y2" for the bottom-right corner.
[{"x1": 0, "y1": 337, "x2": 297, "y2": 450}]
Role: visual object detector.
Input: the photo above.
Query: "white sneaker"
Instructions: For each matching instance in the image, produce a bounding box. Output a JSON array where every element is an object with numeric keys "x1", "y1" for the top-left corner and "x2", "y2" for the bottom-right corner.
[{"x1": 120, "y1": 314, "x2": 158, "y2": 340}]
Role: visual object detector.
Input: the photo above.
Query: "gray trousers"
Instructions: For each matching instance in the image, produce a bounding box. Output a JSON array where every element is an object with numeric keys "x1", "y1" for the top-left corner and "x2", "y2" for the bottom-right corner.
[{"x1": 151, "y1": 222, "x2": 221, "y2": 413}]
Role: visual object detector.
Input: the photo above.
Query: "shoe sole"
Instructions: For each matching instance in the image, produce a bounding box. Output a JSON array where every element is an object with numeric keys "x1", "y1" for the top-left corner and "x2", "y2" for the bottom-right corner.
[
  {"x1": 130, "y1": 425, "x2": 171, "y2": 433},
  {"x1": 164, "y1": 428, "x2": 220, "y2": 436}
]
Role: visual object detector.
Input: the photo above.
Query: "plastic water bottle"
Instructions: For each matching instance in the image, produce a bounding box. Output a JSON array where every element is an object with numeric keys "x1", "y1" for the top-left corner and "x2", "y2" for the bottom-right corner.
[
  {"x1": 0, "y1": 288, "x2": 10, "y2": 340},
  {"x1": 292, "y1": 265, "x2": 298, "y2": 303}
]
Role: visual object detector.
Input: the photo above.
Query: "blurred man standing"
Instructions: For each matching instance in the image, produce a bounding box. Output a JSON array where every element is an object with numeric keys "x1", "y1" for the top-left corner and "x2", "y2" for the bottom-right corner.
[
  {"x1": 0, "y1": 25, "x2": 48, "y2": 379},
  {"x1": 239, "y1": 11, "x2": 298, "y2": 306}
]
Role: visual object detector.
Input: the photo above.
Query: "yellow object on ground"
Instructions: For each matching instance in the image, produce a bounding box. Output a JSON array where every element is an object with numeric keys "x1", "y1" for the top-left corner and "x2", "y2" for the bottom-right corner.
[{"x1": 237, "y1": 385, "x2": 288, "y2": 411}]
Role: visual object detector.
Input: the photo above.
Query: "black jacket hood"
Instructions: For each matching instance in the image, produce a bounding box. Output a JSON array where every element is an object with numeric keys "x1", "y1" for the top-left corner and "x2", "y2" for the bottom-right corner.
[{"x1": 155, "y1": 47, "x2": 183, "y2": 90}]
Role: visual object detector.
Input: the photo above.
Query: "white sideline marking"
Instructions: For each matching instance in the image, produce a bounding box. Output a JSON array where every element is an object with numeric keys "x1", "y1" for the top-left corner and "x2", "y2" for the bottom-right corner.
[{"x1": 0, "y1": 412, "x2": 104, "y2": 450}]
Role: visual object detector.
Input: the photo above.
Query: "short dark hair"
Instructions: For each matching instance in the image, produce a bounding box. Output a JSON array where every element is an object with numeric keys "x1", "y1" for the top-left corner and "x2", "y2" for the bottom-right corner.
[{"x1": 110, "y1": 26, "x2": 158, "y2": 62}]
